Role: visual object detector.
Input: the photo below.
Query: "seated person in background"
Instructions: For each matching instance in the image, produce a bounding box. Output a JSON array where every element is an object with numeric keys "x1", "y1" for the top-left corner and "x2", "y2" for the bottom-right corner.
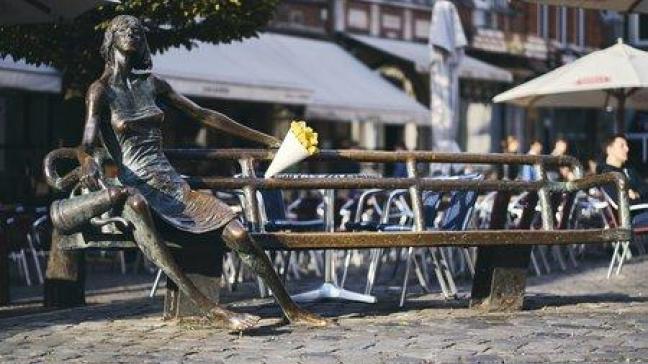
[
  {"x1": 547, "y1": 137, "x2": 574, "y2": 181},
  {"x1": 498, "y1": 135, "x2": 520, "y2": 180},
  {"x1": 598, "y1": 134, "x2": 648, "y2": 203},
  {"x1": 598, "y1": 134, "x2": 648, "y2": 226},
  {"x1": 519, "y1": 140, "x2": 543, "y2": 181}
]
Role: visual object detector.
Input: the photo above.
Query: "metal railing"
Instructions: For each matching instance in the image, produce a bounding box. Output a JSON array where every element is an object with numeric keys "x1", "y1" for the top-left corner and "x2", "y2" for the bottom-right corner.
[
  {"x1": 161, "y1": 148, "x2": 631, "y2": 250},
  {"x1": 46, "y1": 147, "x2": 631, "y2": 250}
]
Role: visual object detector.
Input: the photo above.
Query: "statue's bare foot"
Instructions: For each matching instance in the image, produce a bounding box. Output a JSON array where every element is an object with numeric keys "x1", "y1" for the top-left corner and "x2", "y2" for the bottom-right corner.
[
  {"x1": 206, "y1": 308, "x2": 260, "y2": 331},
  {"x1": 285, "y1": 308, "x2": 330, "y2": 327}
]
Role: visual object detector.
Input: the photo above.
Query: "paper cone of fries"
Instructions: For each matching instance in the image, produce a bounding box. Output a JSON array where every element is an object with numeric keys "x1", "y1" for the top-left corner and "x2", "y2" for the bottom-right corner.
[{"x1": 265, "y1": 121, "x2": 319, "y2": 178}]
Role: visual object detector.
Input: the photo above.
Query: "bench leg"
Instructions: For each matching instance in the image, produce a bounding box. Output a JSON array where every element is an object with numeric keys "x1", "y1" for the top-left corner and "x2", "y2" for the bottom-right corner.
[
  {"x1": 163, "y1": 242, "x2": 223, "y2": 319},
  {"x1": 43, "y1": 229, "x2": 86, "y2": 308},
  {"x1": 470, "y1": 245, "x2": 531, "y2": 311}
]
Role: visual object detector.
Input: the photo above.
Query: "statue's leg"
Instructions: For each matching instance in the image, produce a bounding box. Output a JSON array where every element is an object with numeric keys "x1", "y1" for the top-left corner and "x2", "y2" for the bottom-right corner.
[
  {"x1": 124, "y1": 194, "x2": 260, "y2": 331},
  {"x1": 222, "y1": 219, "x2": 328, "y2": 327}
]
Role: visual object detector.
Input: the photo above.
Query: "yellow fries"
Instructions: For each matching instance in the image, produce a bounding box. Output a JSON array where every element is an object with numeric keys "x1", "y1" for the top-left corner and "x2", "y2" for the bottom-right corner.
[{"x1": 290, "y1": 120, "x2": 319, "y2": 155}]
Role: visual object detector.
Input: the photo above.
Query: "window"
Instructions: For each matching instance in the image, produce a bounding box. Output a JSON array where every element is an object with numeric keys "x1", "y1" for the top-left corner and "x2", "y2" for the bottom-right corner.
[
  {"x1": 382, "y1": 14, "x2": 401, "y2": 30},
  {"x1": 289, "y1": 10, "x2": 304, "y2": 25},
  {"x1": 537, "y1": 4, "x2": 548, "y2": 38},
  {"x1": 556, "y1": 6, "x2": 567, "y2": 45},
  {"x1": 348, "y1": 8, "x2": 369, "y2": 30},
  {"x1": 630, "y1": 14, "x2": 648, "y2": 45},
  {"x1": 577, "y1": 9, "x2": 585, "y2": 47},
  {"x1": 473, "y1": 0, "x2": 498, "y2": 30},
  {"x1": 414, "y1": 19, "x2": 429, "y2": 39}
]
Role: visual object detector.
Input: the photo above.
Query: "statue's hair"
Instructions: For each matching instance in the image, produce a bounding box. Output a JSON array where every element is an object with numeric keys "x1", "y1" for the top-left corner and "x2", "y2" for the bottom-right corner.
[{"x1": 100, "y1": 15, "x2": 152, "y2": 71}]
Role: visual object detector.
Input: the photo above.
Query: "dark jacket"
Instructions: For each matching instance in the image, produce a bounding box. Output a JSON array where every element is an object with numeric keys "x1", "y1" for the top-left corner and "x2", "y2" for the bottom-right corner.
[{"x1": 598, "y1": 163, "x2": 648, "y2": 204}]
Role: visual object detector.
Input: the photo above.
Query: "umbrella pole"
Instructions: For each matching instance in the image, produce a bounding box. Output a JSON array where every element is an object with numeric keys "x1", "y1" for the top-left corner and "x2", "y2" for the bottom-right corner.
[{"x1": 615, "y1": 93, "x2": 626, "y2": 134}]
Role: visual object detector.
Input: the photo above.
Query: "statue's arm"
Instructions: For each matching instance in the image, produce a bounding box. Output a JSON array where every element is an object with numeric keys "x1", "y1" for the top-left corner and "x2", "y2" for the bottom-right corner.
[
  {"x1": 77, "y1": 81, "x2": 106, "y2": 190},
  {"x1": 153, "y1": 76, "x2": 280, "y2": 147}
]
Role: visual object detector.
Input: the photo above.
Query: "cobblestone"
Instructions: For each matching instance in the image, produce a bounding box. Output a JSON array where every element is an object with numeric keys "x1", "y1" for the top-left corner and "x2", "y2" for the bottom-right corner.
[{"x1": 2, "y1": 257, "x2": 648, "y2": 363}]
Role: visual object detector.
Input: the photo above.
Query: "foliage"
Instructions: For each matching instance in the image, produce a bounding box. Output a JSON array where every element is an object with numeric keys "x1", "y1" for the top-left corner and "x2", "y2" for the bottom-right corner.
[{"x1": 0, "y1": 0, "x2": 279, "y2": 95}]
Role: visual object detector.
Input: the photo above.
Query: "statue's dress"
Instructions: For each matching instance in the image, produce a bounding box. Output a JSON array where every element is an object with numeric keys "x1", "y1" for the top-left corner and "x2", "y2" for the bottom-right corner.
[{"x1": 100, "y1": 75, "x2": 237, "y2": 233}]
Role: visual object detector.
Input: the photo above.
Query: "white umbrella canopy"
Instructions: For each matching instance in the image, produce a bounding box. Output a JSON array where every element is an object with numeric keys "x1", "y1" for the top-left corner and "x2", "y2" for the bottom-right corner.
[
  {"x1": 0, "y1": 0, "x2": 117, "y2": 25},
  {"x1": 517, "y1": 0, "x2": 648, "y2": 13},
  {"x1": 493, "y1": 40, "x2": 648, "y2": 132}
]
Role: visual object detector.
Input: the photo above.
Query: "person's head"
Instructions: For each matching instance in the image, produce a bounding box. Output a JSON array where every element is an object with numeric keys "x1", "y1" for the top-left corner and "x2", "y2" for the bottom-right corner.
[
  {"x1": 552, "y1": 138, "x2": 568, "y2": 156},
  {"x1": 528, "y1": 140, "x2": 543, "y2": 155},
  {"x1": 101, "y1": 15, "x2": 152, "y2": 71},
  {"x1": 394, "y1": 142, "x2": 406, "y2": 151},
  {"x1": 505, "y1": 135, "x2": 519, "y2": 153},
  {"x1": 604, "y1": 133, "x2": 630, "y2": 167}
]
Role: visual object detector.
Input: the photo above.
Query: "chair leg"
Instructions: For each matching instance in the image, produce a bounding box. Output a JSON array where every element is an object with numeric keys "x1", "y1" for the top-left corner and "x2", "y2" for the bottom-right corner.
[
  {"x1": 119, "y1": 251, "x2": 127, "y2": 275},
  {"x1": 412, "y1": 251, "x2": 431, "y2": 293},
  {"x1": 365, "y1": 248, "x2": 382, "y2": 295},
  {"x1": 537, "y1": 245, "x2": 552, "y2": 274},
  {"x1": 437, "y1": 247, "x2": 458, "y2": 297},
  {"x1": 530, "y1": 249, "x2": 542, "y2": 277},
  {"x1": 616, "y1": 241, "x2": 632, "y2": 276},
  {"x1": 340, "y1": 250, "x2": 351, "y2": 288},
  {"x1": 567, "y1": 245, "x2": 579, "y2": 268},
  {"x1": 462, "y1": 247, "x2": 476, "y2": 277},
  {"x1": 281, "y1": 251, "x2": 291, "y2": 284},
  {"x1": 27, "y1": 234, "x2": 44, "y2": 285},
  {"x1": 20, "y1": 250, "x2": 32, "y2": 286},
  {"x1": 552, "y1": 246, "x2": 568, "y2": 271},
  {"x1": 427, "y1": 247, "x2": 451, "y2": 298},
  {"x1": 309, "y1": 250, "x2": 322, "y2": 277},
  {"x1": 607, "y1": 241, "x2": 620, "y2": 279},
  {"x1": 399, "y1": 247, "x2": 414, "y2": 307},
  {"x1": 149, "y1": 268, "x2": 164, "y2": 298}
]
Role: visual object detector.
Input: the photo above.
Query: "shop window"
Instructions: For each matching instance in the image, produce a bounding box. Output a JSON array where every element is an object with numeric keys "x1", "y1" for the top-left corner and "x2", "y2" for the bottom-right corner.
[
  {"x1": 348, "y1": 8, "x2": 369, "y2": 30},
  {"x1": 414, "y1": 19, "x2": 429, "y2": 39},
  {"x1": 631, "y1": 14, "x2": 648, "y2": 45},
  {"x1": 290, "y1": 10, "x2": 304, "y2": 25},
  {"x1": 473, "y1": 0, "x2": 498, "y2": 30}
]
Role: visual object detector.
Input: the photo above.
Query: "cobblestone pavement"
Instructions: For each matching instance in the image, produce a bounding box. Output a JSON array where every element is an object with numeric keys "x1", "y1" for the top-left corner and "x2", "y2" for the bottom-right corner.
[{"x1": 1, "y1": 256, "x2": 648, "y2": 363}]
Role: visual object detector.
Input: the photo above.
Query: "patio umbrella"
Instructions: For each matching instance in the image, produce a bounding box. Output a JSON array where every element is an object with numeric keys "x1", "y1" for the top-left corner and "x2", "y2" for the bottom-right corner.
[
  {"x1": 517, "y1": 0, "x2": 648, "y2": 13},
  {"x1": 493, "y1": 39, "x2": 648, "y2": 132},
  {"x1": 0, "y1": 0, "x2": 117, "y2": 25},
  {"x1": 429, "y1": 0, "x2": 466, "y2": 155}
]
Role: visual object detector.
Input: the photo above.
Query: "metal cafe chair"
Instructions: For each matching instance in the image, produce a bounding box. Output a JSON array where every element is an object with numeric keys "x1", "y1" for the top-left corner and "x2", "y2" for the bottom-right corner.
[
  {"x1": 363, "y1": 173, "x2": 482, "y2": 307},
  {"x1": 597, "y1": 188, "x2": 648, "y2": 277},
  {"x1": 368, "y1": 190, "x2": 445, "y2": 307},
  {"x1": 5, "y1": 207, "x2": 37, "y2": 286},
  {"x1": 258, "y1": 188, "x2": 326, "y2": 281},
  {"x1": 339, "y1": 188, "x2": 388, "y2": 289}
]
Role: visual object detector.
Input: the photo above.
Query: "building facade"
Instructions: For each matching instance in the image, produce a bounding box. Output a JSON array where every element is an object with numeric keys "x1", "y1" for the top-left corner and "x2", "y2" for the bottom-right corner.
[{"x1": 269, "y1": 0, "x2": 615, "y2": 161}]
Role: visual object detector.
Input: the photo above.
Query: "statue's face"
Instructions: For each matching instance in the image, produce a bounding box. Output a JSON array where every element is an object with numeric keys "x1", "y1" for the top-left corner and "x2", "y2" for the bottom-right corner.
[{"x1": 112, "y1": 22, "x2": 145, "y2": 55}]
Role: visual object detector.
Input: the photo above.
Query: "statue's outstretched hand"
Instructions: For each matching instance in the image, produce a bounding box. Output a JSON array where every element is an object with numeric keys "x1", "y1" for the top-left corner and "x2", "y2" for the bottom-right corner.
[
  {"x1": 79, "y1": 155, "x2": 102, "y2": 191},
  {"x1": 268, "y1": 136, "x2": 282, "y2": 149}
]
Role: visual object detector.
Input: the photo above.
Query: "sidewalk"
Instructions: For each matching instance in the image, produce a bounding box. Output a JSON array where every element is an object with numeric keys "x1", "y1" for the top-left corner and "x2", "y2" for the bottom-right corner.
[{"x1": 1, "y1": 256, "x2": 648, "y2": 363}]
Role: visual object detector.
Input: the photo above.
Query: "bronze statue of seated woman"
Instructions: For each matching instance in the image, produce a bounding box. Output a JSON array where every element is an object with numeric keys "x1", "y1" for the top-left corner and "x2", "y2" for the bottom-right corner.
[{"x1": 49, "y1": 15, "x2": 327, "y2": 331}]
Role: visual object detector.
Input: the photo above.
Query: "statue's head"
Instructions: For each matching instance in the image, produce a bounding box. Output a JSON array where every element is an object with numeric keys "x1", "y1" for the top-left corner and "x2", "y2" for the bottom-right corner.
[{"x1": 101, "y1": 15, "x2": 152, "y2": 71}]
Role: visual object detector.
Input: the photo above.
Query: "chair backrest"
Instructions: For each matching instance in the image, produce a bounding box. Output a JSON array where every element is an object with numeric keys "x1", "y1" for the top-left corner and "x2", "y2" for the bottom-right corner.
[
  {"x1": 422, "y1": 191, "x2": 442, "y2": 229},
  {"x1": 440, "y1": 174, "x2": 483, "y2": 231},
  {"x1": 258, "y1": 189, "x2": 287, "y2": 222}
]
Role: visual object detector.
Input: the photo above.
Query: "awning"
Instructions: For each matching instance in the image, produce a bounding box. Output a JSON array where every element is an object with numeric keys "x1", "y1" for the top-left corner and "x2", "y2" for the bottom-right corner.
[
  {"x1": 153, "y1": 33, "x2": 429, "y2": 125},
  {"x1": 346, "y1": 33, "x2": 513, "y2": 83},
  {"x1": 0, "y1": 57, "x2": 61, "y2": 93}
]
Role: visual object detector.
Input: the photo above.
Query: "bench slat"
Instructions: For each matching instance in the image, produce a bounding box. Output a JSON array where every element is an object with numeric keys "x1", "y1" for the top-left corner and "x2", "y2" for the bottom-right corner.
[{"x1": 57, "y1": 228, "x2": 630, "y2": 251}]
